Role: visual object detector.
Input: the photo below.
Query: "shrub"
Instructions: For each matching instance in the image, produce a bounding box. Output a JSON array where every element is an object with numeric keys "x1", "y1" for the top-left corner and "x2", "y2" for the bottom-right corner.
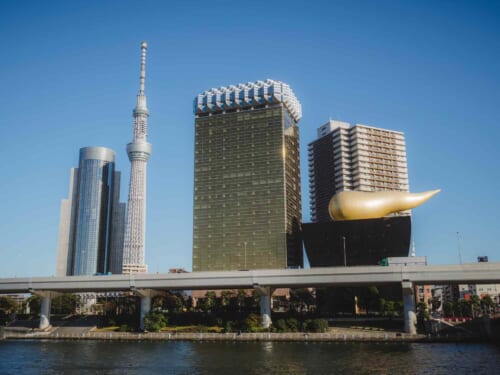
[
  {"x1": 274, "y1": 319, "x2": 288, "y2": 332},
  {"x1": 286, "y1": 318, "x2": 299, "y2": 332},
  {"x1": 224, "y1": 320, "x2": 236, "y2": 333},
  {"x1": 144, "y1": 312, "x2": 168, "y2": 332},
  {"x1": 243, "y1": 313, "x2": 261, "y2": 332},
  {"x1": 118, "y1": 324, "x2": 130, "y2": 332},
  {"x1": 302, "y1": 319, "x2": 328, "y2": 333}
]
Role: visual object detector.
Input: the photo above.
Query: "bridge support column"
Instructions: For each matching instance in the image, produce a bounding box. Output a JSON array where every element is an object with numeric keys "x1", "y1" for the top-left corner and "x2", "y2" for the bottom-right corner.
[
  {"x1": 402, "y1": 281, "x2": 417, "y2": 335},
  {"x1": 135, "y1": 289, "x2": 163, "y2": 331},
  {"x1": 40, "y1": 296, "x2": 51, "y2": 330},
  {"x1": 253, "y1": 285, "x2": 273, "y2": 328},
  {"x1": 30, "y1": 290, "x2": 62, "y2": 330}
]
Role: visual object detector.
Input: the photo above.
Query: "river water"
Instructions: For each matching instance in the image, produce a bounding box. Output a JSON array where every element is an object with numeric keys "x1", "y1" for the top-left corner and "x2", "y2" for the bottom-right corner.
[{"x1": 0, "y1": 340, "x2": 499, "y2": 374}]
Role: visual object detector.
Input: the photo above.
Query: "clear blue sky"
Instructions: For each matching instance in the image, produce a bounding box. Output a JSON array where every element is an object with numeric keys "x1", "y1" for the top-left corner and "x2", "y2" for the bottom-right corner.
[{"x1": 1, "y1": 0, "x2": 499, "y2": 277}]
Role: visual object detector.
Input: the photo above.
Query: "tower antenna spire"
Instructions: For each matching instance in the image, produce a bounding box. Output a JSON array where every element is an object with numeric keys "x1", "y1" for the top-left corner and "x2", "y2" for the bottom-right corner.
[{"x1": 139, "y1": 41, "x2": 147, "y2": 94}]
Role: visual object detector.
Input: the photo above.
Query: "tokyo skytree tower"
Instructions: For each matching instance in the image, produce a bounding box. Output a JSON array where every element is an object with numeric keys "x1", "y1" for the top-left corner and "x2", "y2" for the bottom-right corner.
[{"x1": 122, "y1": 42, "x2": 152, "y2": 274}]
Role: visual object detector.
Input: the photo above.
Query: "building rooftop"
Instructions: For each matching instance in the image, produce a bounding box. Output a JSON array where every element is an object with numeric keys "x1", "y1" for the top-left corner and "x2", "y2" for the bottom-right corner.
[{"x1": 194, "y1": 79, "x2": 302, "y2": 122}]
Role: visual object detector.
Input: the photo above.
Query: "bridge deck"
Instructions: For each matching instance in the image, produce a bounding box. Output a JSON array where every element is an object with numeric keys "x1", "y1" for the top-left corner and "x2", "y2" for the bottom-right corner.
[{"x1": 1, "y1": 263, "x2": 499, "y2": 294}]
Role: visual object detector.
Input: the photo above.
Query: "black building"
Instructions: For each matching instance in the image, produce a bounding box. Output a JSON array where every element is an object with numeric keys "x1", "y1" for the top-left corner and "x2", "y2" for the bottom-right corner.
[{"x1": 302, "y1": 216, "x2": 411, "y2": 267}]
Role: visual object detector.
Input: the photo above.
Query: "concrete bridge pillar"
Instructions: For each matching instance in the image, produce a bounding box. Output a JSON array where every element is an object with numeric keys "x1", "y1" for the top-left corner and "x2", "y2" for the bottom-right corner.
[
  {"x1": 402, "y1": 281, "x2": 417, "y2": 334},
  {"x1": 40, "y1": 296, "x2": 51, "y2": 330},
  {"x1": 253, "y1": 285, "x2": 273, "y2": 328},
  {"x1": 134, "y1": 289, "x2": 162, "y2": 331},
  {"x1": 30, "y1": 290, "x2": 62, "y2": 330}
]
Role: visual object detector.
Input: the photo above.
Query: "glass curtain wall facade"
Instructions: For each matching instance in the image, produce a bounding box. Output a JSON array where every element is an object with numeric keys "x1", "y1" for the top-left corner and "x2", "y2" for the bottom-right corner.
[
  {"x1": 56, "y1": 147, "x2": 125, "y2": 276},
  {"x1": 109, "y1": 171, "x2": 126, "y2": 275},
  {"x1": 192, "y1": 80, "x2": 302, "y2": 271}
]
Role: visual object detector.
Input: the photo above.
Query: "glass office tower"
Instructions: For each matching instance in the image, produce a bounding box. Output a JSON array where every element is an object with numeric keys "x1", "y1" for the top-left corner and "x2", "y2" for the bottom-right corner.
[
  {"x1": 56, "y1": 147, "x2": 125, "y2": 276},
  {"x1": 192, "y1": 79, "x2": 303, "y2": 271}
]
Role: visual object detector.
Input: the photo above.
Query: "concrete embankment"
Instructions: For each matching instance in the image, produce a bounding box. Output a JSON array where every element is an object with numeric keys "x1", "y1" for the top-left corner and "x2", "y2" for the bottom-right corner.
[{"x1": 0, "y1": 328, "x2": 428, "y2": 342}]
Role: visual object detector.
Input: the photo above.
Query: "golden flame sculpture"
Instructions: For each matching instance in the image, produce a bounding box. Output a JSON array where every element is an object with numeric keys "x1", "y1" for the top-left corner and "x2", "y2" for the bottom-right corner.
[{"x1": 328, "y1": 190, "x2": 441, "y2": 221}]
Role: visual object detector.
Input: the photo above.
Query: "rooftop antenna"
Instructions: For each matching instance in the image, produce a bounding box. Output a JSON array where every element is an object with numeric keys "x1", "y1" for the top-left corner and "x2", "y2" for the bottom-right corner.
[
  {"x1": 410, "y1": 240, "x2": 416, "y2": 257},
  {"x1": 139, "y1": 41, "x2": 147, "y2": 94}
]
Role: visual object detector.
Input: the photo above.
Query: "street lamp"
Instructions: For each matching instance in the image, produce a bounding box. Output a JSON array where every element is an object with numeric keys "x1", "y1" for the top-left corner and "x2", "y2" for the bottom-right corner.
[
  {"x1": 244, "y1": 241, "x2": 248, "y2": 269},
  {"x1": 342, "y1": 236, "x2": 347, "y2": 267}
]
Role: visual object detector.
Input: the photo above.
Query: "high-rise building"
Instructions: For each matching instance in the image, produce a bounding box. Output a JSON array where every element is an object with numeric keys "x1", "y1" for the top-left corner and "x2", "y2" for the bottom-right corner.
[
  {"x1": 109, "y1": 171, "x2": 126, "y2": 274},
  {"x1": 192, "y1": 79, "x2": 303, "y2": 271},
  {"x1": 56, "y1": 147, "x2": 125, "y2": 276},
  {"x1": 308, "y1": 120, "x2": 409, "y2": 223},
  {"x1": 122, "y1": 42, "x2": 152, "y2": 274}
]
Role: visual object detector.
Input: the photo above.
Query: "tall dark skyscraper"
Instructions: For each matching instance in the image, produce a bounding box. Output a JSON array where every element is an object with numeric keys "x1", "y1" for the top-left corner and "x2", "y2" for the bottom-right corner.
[
  {"x1": 56, "y1": 147, "x2": 125, "y2": 276},
  {"x1": 192, "y1": 79, "x2": 303, "y2": 271}
]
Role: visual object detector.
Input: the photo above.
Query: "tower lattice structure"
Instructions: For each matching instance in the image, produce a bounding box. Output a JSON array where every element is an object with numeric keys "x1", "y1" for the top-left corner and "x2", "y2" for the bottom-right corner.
[{"x1": 122, "y1": 42, "x2": 152, "y2": 274}]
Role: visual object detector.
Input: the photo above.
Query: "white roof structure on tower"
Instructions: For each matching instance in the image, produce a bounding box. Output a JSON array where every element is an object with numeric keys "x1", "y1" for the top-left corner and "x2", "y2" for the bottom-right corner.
[{"x1": 194, "y1": 79, "x2": 302, "y2": 122}]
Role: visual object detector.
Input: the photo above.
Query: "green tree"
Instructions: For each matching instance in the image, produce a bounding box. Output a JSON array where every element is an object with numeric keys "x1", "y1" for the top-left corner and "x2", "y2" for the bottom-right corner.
[
  {"x1": 457, "y1": 299, "x2": 471, "y2": 317},
  {"x1": 416, "y1": 302, "x2": 429, "y2": 320},
  {"x1": 220, "y1": 291, "x2": 235, "y2": 312},
  {"x1": 481, "y1": 295, "x2": 495, "y2": 315},
  {"x1": 443, "y1": 301, "x2": 454, "y2": 317},
  {"x1": 144, "y1": 312, "x2": 168, "y2": 332},
  {"x1": 165, "y1": 294, "x2": 183, "y2": 313},
  {"x1": 236, "y1": 290, "x2": 247, "y2": 312},
  {"x1": 199, "y1": 291, "x2": 216, "y2": 313},
  {"x1": 151, "y1": 295, "x2": 165, "y2": 311},
  {"x1": 247, "y1": 290, "x2": 260, "y2": 312},
  {"x1": 383, "y1": 300, "x2": 395, "y2": 317},
  {"x1": 101, "y1": 296, "x2": 139, "y2": 328},
  {"x1": 470, "y1": 295, "x2": 481, "y2": 318},
  {"x1": 185, "y1": 296, "x2": 194, "y2": 311},
  {"x1": 27, "y1": 295, "x2": 41, "y2": 316},
  {"x1": 0, "y1": 296, "x2": 18, "y2": 314},
  {"x1": 52, "y1": 294, "x2": 77, "y2": 315}
]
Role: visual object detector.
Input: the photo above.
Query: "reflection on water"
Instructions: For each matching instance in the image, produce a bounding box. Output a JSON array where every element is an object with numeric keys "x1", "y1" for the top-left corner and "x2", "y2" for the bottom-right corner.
[
  {"x1": 0, "y1": 340, "x2": 499, "y2": 374},
  {"x1": 261, "y1": 341, "x2": 274, "y2": 353}
]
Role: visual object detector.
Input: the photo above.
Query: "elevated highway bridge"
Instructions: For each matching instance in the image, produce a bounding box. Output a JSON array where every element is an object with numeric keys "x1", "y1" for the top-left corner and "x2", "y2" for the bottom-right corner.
[{"x1": 2, "y1": 263, "x2": 499, "y2": 334}]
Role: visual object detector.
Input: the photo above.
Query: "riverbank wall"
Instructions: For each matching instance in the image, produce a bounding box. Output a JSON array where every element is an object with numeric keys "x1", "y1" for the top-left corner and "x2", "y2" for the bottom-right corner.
[{"x1": 2, "y1": 328, "x2": 492, "y2": 343}]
